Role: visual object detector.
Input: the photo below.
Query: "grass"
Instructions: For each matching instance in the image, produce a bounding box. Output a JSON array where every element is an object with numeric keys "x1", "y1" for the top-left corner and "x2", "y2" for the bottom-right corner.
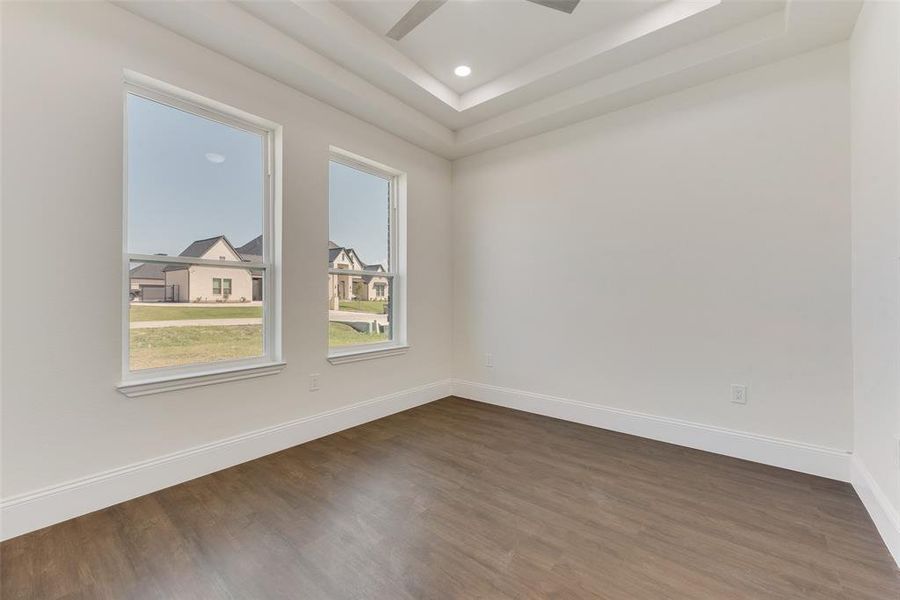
[
  {"x1": 130, "y1": 305, "x2": 262, "y2": 322},
  {"x1": 329, "y1": 322, "x2": 388, "y2": 347},
  {"x1": 130, "y1": 322, "x2": 388, "y2": 369},
  {"x1": 130, "y1": 325, "x2": 263, "y2": 370},
  {"x1": 338, "y1": 300, "x2": 387, "y2": 314}
]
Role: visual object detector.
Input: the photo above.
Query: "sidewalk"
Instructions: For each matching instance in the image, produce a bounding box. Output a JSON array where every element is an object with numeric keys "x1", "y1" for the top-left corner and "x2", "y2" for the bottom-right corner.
[{"x1": 130, "y1": 318, "x2": 262, "y2": 329}]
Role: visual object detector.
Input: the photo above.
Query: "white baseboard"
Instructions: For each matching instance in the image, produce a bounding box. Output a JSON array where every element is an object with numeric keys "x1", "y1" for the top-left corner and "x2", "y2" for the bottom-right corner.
[
  {"x1": 452, "y1": 380, "x2": 852, "y2": 482},
  {"x1": 0, "y1": 379, "x2": 451, "y2": 541},
  {"x1": 851, "y1": 457, "x2": 900, "y2": 567},
  {"x1": 8, "y1": 377, "x2": 895, "y2": 569}
]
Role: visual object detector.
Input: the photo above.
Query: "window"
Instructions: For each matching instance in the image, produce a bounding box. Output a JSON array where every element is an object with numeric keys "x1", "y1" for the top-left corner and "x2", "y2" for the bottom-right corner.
[
  {"x1": 120, "y1": 74, "x2": 282, "y2": 396},
  {"x1": 211, "y1": 278, "x2": 232, "y2": 296},
  {"x1": 328, "y1": 149, "x2": 406, "y2": 363}
]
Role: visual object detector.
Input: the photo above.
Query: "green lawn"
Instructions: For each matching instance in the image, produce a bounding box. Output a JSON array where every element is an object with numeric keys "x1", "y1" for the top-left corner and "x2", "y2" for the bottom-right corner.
[
  {"x1": 329, "y1": 322, "x2": 388, "y2": 347},
  {"x1": 338, "y1": 300, "x2": 387, "y2": 314},
  {"x1": 130, "y1": 305, "x2": 262, "y2": 322},
  {"x1": 130, "y1": 321, "x2": 388, "y2": 369},
  {"x1": 130, "y1": 325, "x2": 263, "y2": 370}
]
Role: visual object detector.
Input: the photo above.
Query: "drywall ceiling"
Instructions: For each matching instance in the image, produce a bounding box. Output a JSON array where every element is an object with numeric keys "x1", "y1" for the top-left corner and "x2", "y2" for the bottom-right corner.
[
  {"x1": 118, "y1": 0, "x2": 862, "y2": 159},
  {"x1": 332, "y1": 0, "x2": 665, "y2": 93}
]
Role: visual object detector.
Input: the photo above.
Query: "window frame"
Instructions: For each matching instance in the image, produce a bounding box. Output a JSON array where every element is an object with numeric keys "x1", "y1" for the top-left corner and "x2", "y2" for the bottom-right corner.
[
  {"x1": 119, "y1": 72, "x2": 283, "y2": 396},
  {"x1": 327, "y1": 148, "x2": 407, "y2": 364}
]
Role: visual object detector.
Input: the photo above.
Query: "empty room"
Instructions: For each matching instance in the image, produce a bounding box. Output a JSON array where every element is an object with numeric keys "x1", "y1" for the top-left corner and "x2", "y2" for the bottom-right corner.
[{"x1": 1, "y1": 0, "x2": 899, "y2": 597}]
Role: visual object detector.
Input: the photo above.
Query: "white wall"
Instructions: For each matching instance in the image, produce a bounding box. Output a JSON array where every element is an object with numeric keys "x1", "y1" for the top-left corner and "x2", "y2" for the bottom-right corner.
[
  {"x1": 849, "y1": 0, "x2": 900, "y2": 558},
  {"x1": 452, "y1": 44, "x2": 853, "y2": 452},
  {"x1": 1, "y1": 1, "x2": 451, "y2": 502}
]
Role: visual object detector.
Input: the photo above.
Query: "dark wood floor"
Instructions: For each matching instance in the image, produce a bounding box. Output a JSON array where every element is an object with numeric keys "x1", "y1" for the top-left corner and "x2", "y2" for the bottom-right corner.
[{"x1": 2, "y1": 397, "x2": 898, "y2": 599}]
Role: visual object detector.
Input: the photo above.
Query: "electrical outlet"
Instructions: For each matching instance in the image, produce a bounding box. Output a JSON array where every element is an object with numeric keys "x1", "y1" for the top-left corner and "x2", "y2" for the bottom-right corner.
[
  {"x1": 309, "y1": 373, "x2": 320, "y2": 392},
  {"x1": 485, "y1": 353, "x2": 494, "y2": 368},
  {"x1": 731, "y1": 384, "x2": 747, "y2": 404}
]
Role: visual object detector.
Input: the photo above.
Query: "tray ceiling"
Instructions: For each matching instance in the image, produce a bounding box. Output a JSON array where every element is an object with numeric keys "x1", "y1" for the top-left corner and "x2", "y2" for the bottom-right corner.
[
  {"x1": 332, "y1": 0, "x2": 666, "y2": 93},
  {"x1": 118, "y1": 0, "x2": 862, "y2": 158}
]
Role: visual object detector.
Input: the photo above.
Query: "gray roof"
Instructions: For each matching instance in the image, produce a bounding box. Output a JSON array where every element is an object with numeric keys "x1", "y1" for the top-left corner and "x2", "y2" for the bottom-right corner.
[
  {"x1": 177, "y1": 236, "x2": 228, "y2": 258},
  {"x1": 129, "y1": 262, "x2": 166, "y2": 280},
  {"x1": 361, "y1": 263, "x2": 387, "y2": 283},
  {"x1": 235, "y1": 235, "x2": 262, "y2": 258},
  {"x1": 328, "y1": 241, "x2": 386, "y2": 274},
  {"x1": 162, "y1": 235, "x2": 237, "y2": 273},
  {"x1": 130, "y1": 235, "x2": 265, "y2": 278},
  {"x1": 165, "y1": 235, "x2": 262, "y2": 269}
]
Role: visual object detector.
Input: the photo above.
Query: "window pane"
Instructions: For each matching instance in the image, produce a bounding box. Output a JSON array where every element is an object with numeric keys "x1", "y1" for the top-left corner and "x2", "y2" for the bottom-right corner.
[
  {"x1": 126, "y1": 93, "x2": 264, "y2": 259},
  {"x1": 328, "y1": 161, "x2": 390, "y2": 273},
  {"x1": 328, "y1": 275, "x2": 392, "y2": 350},
  {"x1": 129, "y1": 261, "x2": 263, "y2": 371}
]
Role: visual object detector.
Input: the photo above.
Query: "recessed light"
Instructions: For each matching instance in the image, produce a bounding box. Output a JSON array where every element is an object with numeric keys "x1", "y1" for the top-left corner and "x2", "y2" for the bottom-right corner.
[{"x1": 454, "y1": 65, "x2": 471, "y2": 77}]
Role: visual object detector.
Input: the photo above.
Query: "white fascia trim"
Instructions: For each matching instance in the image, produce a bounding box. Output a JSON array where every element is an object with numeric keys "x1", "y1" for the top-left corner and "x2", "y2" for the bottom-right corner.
[
  {"x1": 451, "y1": 379, "x2": 852, "y2": 482},
  {"x1": 2, "y1": 379, "x2": 452, "y2": 541}
]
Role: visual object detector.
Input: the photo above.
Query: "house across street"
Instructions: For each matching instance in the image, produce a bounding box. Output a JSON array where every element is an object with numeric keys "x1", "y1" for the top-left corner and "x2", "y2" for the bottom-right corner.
[{"x1": 127, "y1": 238, "x2": 391, "y2": 368}]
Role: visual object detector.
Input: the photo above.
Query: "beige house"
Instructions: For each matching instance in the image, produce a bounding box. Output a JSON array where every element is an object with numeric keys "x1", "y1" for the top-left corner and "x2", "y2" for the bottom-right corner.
[
  {"x1": 129, "y1": 260, "x2": 169, "y2": 302},
  {"x1": 328, "y1": 241, "x2": 389, "y2": 310},
  {"x1": 129, "y1": 235, "x2": 262, "y2": 303}
]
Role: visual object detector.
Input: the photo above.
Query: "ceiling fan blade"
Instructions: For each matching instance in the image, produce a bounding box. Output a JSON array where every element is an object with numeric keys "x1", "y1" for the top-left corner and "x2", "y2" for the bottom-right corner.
[
  {"x1": 386, "y1": 0, "x2": 448, "y2": 41},
  {"x1": 524, "y1": 0, "x2": 580, "y2": 14}
]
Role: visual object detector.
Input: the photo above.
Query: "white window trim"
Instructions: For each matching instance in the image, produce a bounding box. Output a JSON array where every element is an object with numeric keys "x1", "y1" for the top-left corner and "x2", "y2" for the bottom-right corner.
[
  {"x1": 118, "y1": 71, "x2": 283, "y2": 397},
  {"x1": 327, "y1": 147, "x2": 407, "y2": 364}
]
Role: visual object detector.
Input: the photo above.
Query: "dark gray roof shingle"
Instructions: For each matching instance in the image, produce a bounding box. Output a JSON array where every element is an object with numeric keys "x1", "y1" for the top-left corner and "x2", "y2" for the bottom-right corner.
[
  {"x1": 177, "y1": 236, "x2": 228, "y2": 258},
  {"x1": 129, "y1": 262, "x2": 166, "y2": 280},
  {"x1": 235, "y1": 235, "x2": 262, "y2": 258}
]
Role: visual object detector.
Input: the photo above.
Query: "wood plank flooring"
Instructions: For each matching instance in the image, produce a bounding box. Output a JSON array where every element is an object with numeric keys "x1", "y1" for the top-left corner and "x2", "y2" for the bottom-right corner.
[{"x1": 2, "y1": 397, "x2": 898, "y2": 599}]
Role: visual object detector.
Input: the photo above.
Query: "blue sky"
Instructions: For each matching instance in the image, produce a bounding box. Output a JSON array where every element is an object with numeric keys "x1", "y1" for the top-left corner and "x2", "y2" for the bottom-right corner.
[
  {"x1": 128, "y1": 94, "x2": 388, "y2": 267},
  {"x1": 328, "y1": 161, "x2": 389, "y2": 267},
  {"x1": 127, "y1": 94, "x2": 263, "y2": 256}
]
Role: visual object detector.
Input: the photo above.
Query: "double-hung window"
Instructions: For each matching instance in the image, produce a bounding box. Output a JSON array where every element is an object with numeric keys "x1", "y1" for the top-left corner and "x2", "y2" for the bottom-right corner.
[
  {"x1": 328, "y1": 149, "x2": 406, "y2": 363},
  {"x1": 120, "y1": 74, "x2": 282, "y2": 396}
]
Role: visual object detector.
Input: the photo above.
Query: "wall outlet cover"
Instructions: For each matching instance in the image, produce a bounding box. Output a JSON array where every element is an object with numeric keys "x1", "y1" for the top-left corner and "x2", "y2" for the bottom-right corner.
[{"x1": 731, "y1": 384, "x2": 748, "y2": 404}]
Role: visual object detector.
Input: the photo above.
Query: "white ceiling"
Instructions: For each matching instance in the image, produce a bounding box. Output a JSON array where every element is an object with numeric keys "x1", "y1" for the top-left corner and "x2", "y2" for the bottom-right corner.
[
  {"x1": 118, "y1": 0, "x2": 863, "y2": 159},
  {"x1": 333, "y1": 0, "x2": 665, "y2": 93}
]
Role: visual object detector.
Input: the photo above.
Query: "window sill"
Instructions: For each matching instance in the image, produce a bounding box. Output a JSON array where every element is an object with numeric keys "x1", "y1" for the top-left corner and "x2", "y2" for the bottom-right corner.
[
  {"x1": 328, "y1": 345, "x2": 409, "y2": 365},
  {"x1": 117, "y1": 361, "x2": 286, "y2": 397}
]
